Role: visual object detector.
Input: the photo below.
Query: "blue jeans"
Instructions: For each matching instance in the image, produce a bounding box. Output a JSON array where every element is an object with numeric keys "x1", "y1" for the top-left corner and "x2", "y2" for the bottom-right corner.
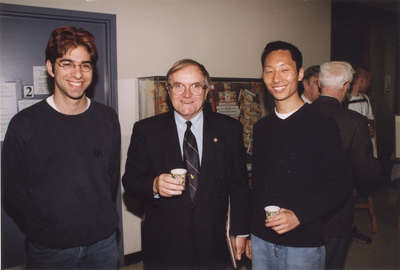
[
  {"x1": 26, "y1": 232, "x2": 118, "y2": 269},
  {"x1": 251, "y1": 234, "x2": 325, "y2": 270}
]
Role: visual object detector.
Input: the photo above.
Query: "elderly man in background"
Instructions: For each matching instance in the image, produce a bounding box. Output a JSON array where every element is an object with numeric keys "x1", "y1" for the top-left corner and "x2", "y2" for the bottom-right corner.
[{"x1": 311, "y1": 61, "x2": 383, "y2": 270}]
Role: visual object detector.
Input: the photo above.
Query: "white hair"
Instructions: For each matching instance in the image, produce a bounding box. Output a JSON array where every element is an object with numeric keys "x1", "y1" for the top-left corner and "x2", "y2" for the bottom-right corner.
[{"x1": 319, "y1": 61, "x2": 354, "y2": 89}]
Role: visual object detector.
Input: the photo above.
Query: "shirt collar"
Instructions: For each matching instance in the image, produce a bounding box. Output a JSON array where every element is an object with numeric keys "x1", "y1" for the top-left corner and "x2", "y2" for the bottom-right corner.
[
  {"x1": 301, "y1": 94, "x2": 312, "y2": 104},
  {"x1": 174, "y1": 110, "x2": 203, "y2": 129},
  {"x1": 46, "y1": 95, "x2": 91, "y2": 112},
  {"x1": 274, "y1": 104, "x2": 303, "y2": 120}
]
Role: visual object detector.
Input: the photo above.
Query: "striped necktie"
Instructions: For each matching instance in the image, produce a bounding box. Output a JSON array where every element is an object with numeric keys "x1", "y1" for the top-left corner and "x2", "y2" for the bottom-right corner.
[{"x1": 183, "y1": 121, "x2": 200, "y2": 201}]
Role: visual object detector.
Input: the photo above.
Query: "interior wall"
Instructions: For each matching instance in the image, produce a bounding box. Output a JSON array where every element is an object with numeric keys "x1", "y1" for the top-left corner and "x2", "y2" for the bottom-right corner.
[
  {"x1": 0, "y1": 0, "x2": 332, "y2": 255},
  {"x1": 332, "y1": 2, "x2": 399, "y2": 162},
  {"x1": 370, "y1": 21, "x2": 397, "y2": 159}
]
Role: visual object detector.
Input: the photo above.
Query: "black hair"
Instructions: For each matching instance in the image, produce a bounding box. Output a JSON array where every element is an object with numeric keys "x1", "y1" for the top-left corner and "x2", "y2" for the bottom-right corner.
[
  {"x1": 261, "y1": 41, "x2": 303, "y2": 72},
  {"x1": 303, "y1": 65, "x2": 320, "y2": 81}
]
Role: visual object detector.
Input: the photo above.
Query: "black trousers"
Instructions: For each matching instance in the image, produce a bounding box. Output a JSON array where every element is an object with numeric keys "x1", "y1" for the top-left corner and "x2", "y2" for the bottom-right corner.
[{"x1": 325, "y1": 236, "x2": 352, "y2": 270}]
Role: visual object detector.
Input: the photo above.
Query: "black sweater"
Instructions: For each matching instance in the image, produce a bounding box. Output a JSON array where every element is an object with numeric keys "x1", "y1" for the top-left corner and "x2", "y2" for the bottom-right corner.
[
  {"x1": 250, "y1": 104, "x2": 351, "y2": 247},
  {"x1": 2, "y1": 100, "x2": 121, "y2": 248}
]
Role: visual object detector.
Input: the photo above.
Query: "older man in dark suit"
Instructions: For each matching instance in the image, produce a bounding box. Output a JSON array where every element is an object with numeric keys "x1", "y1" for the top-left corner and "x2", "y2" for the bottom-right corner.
[
  {"x1": 311, "y1": 61, "x2": 382, "y2": 269},
  {"x1": 122, "y1": 59, "x2": 249, "y2": 269}
]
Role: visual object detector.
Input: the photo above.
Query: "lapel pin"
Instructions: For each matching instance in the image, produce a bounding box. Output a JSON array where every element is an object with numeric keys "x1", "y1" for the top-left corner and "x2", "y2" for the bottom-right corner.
[
  {"x1": 213, "y1": 137, "x2": 218, "y2": 143},
  {"x1": 190, "y1": 174, "x2": 195, "y2": 179}
]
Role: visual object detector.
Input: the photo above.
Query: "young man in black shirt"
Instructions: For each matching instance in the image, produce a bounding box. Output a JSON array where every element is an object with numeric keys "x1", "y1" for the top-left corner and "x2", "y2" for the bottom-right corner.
[
  {"x1": 246, "y1": 41, "x2": 351, "y2": 270},
  {"x1": 2, "y1": 26, "x2": 121, "y2": 269}
]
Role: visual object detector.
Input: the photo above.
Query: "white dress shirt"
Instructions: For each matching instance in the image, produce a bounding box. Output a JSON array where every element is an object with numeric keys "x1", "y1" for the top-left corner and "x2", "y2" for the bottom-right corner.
[{"x1": 174, "y1": 111, "x2": 204, "y2": 165}]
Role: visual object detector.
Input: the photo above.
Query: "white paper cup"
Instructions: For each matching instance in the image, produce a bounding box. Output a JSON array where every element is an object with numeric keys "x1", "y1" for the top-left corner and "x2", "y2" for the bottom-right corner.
[
  {"x1": 264, "y1": 205, "x2": 280, "y2": 219},
  {"x1": 170, "y1": 168, "x2": 187, "y2": 186}
]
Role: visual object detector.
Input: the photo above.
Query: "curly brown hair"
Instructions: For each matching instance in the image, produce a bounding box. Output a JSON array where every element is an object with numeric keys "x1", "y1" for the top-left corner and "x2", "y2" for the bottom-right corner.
[{"x1": 45, "y1": 26, "x2": 98, "y2": 65}]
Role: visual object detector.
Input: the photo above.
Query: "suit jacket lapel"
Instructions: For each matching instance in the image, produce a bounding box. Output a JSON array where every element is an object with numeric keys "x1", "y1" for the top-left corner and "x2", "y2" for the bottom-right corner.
[
  {"x1": 201, "y1": 111, "x2": 215, "y2": 171},
  {"x1": 163, "y1": 112, "x2": 185, "y2": 169}
]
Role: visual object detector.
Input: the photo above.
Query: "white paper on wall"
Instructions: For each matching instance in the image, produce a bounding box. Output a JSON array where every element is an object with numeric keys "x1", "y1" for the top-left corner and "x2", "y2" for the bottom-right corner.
[
  {"x1": 0, "y1": 82, "x2": 18, "y2": 141},
  {"x1": 18, "y1": 99, "x2": 42, "y2": 111},
  {"x1": 33, "y1": 66, "x2": 50, "y2": 95}
]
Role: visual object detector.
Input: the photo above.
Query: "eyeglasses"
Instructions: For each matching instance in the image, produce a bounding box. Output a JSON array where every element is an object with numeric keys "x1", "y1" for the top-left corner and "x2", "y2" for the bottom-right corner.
[
  {"x1": 56, "y1": 60, "x2": 93, "y2": 73},
  {"x1": 169, "y1": 82, "x2": 207, "y2": 96}
]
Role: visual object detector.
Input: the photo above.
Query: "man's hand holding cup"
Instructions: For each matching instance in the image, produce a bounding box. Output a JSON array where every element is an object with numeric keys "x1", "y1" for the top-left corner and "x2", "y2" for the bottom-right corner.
[
  {"x1": 264, "y1": 205, "x2": 300, "y2": 234},
  {"x1": 153, "y1": 168, "x2": 187, "y2": 197}
]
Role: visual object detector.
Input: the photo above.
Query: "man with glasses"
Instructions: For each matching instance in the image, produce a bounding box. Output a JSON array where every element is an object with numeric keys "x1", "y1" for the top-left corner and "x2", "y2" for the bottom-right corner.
[
  {"x1": 2, "y1": 26, "x2": 121, "y2": 269},
  {"x1": 123, "y1": 59, "x2": 250, "y2": 269}
]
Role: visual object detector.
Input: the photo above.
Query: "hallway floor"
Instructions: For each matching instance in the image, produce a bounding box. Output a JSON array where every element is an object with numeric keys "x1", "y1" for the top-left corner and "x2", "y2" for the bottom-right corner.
[
  {"x1": 344, "y1": 181, "x2": 399, "y2": 270},
  {"x1": 121, "y1": 182, "x2": 400, "y2": 270}
]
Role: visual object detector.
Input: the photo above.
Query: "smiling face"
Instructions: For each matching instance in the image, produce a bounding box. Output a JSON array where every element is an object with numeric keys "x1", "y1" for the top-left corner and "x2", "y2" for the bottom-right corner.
[
  {"x1": 46, "y1": 45, "x2": 93, "y2": 102},
  {"x1": 263, "y1": 49, "x2": 304, "y2": 104},
  {"x1": 168, "y1": 64, "x2": 209, "y2": 120}
]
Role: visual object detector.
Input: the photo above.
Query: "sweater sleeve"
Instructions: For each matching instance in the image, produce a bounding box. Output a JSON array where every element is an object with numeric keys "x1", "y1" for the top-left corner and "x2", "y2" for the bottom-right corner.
[
  {"x1": 2, "y1": 117, "x2": 36, "y2": 233},
  {"x1": 109, "y1": 111, "x2": 121, "y2": 202}
]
